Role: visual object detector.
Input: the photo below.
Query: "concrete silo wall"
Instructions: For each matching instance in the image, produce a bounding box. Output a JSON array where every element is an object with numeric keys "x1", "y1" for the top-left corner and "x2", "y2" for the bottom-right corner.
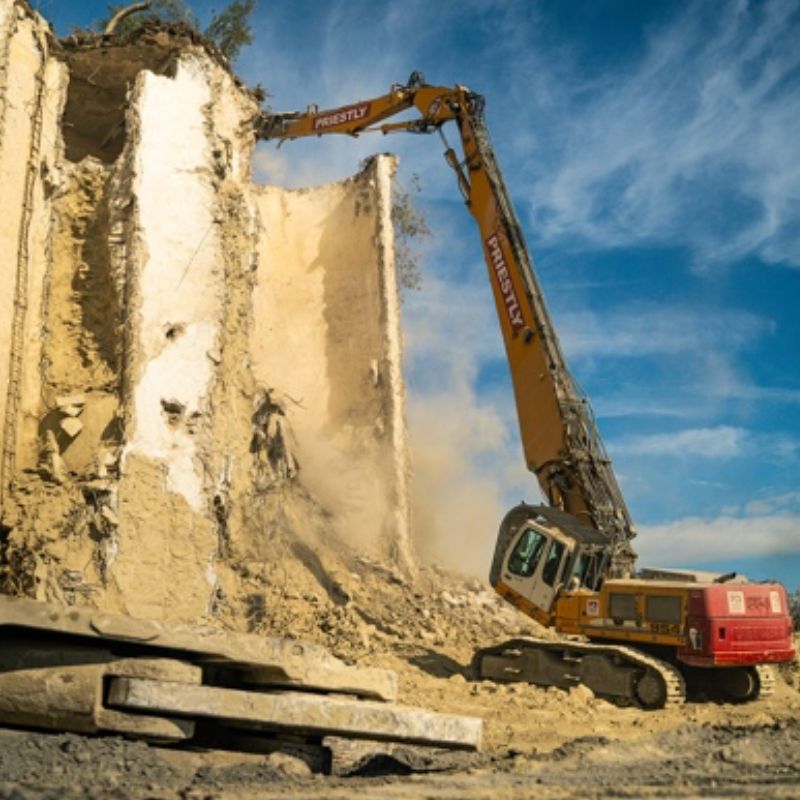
[{"x1": 0, "y1": 0, "x2": 412, "y2": 625}]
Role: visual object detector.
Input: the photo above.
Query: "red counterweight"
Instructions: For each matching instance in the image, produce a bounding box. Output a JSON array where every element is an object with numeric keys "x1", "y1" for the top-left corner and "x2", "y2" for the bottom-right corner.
[{"x1": 679, "y1": 583, "x2": 796, "y2": 667}]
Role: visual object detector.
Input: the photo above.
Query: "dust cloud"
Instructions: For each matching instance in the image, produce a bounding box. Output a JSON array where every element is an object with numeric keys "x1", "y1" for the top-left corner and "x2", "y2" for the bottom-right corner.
[{"x1": 408, "y1": 384, "x2": 529, "y2": 579}]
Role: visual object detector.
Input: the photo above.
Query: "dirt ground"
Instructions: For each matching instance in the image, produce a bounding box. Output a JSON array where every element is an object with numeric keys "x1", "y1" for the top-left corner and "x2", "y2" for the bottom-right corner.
[{"x1": 0, "y1": 561, "x2": 798, "y2": 799}]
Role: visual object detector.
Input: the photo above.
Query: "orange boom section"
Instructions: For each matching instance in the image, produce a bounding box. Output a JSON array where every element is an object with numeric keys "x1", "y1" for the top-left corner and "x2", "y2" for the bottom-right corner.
[{"x1": 258, "y1": 73, "x2": 637, "y2": 576}]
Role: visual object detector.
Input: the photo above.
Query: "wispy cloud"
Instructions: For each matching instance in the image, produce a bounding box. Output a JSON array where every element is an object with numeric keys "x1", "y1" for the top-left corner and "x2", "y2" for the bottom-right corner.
[
  {"x1": 695, "y1": 353, "x2": 800, "y2": 405},
  {"x1": 637, "y1": 512, "x2": 800, "y2": 565},
  {"x1": 556, "y1": 304, "x2": 773, "y2": 360},
  {"x1": 744, "y1": 490, "x2": 800, "y2": 517},
  {"x1": 613, "y1": 426, "x2": 746, "y2": 459},
  {"x1": 247, "y1": 0, "x2": 800, "y2": 265},
  {"x1": 612, "y1": 426, "x2": 799, "y2": 462},
  {"x1": 521, "y1": 1, "x2": 800, "y2": 268},
  {"x1": 551, "y1": 303, "x2": 800, "y2": 421}
]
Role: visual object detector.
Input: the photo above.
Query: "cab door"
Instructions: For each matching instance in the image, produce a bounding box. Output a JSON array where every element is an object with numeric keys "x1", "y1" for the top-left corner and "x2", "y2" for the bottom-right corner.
[{"x1": 502, "y1": 525, "x2": 568, "y2": 613}]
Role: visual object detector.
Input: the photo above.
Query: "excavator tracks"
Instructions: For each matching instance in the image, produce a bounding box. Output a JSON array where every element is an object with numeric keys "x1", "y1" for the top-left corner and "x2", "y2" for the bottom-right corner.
[
  {"x1": 473, "y1": 637, "x2": 686, "y2": 709},
  {"x1": 683, "y1": 663, "x2": 777, "y2": 703}
]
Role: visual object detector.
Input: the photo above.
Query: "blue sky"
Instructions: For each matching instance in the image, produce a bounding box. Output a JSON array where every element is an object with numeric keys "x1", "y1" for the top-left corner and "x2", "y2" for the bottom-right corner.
[{"x1": 44, "y1": 1, "x2": 800, "y2": 588}]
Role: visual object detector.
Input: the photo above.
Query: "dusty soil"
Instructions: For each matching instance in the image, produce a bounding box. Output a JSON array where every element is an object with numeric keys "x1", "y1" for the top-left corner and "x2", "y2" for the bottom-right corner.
[
  {"x1": 1, "y1": 717, "x2": 800, "y2": 799},
  {"x1": 0, "y1": 562, "x2": 798, "y2": 799}
]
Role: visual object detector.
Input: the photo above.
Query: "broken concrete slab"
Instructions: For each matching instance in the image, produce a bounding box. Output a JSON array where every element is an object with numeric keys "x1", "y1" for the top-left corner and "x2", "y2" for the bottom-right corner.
[
  {"x1": 0, "y1": 594, "x2": 397, "y2": 701},
  {"x1": 0, "y1": 648, "x2": 198, "y2": 741},
  {"x1": 59, "y1": 416, "x2": 83, "y2": 439},
  {"x1": 56, "y1": 394, "x2": 87, "y2": 411},
  {"x1": 323, "y1": 736, "x2": 479, "y2": 777},
  {"x1": 108, "y1": 678, "x2": 483, "y2": 751},
  {"x1": 0, "y1": 597, "x2": 482, "y2": 754}
]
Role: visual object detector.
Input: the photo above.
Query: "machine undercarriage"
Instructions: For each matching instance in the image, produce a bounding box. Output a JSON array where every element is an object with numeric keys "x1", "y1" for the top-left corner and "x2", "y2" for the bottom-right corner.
[{"x1": 473, "y1": 638, "x2": 775, "y2": 709}]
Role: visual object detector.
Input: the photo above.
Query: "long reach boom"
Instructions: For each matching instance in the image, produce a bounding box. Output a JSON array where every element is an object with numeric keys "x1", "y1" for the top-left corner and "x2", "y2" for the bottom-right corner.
[
  {"x1": 257, "y1": 73, "x2": 636, "y2": 575},
  {"x1": 257, "y1": 74, "x2": 795, "y2": 709}
]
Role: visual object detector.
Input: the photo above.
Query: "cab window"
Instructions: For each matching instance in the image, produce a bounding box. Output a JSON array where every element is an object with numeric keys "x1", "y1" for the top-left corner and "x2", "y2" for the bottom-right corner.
[
  {"x1": 569, "y1": 550, "x2": 605, "y2": 591},
  {"x1": 542, "y1": 540, "x2": 566, "y2": 586},
  {"x1": 508, "y1": 528, "x2": 547, "y2": 578},
  {"x1": 570, "y1": 552, "x2": 589, "y2": 583}
]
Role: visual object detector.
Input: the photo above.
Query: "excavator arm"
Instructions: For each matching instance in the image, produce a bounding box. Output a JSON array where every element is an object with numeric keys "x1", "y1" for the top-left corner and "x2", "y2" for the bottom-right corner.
[{"x1": 257, "y1": 73, "x2": 636, "y2": 575}]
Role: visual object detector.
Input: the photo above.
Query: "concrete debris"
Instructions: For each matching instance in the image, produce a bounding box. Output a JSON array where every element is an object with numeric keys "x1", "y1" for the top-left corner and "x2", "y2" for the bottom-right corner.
[
  {"x1": 251, "y1": 389, "x2": 299, "y2": 485},
  {"x1": 103, "y1": 0, "x2": 152, "y2": 36},
  {"x1": 56, "y1": 394, "x2": 87, "y2": 411},
  {"x1": 0, "y1": 594, "x2": 399, "y2": 702},
  {"x1": 323, "y1": 736, "x2": 475, "y2": 777},
  {"x1": 59, "y1": 416, "x2": 83, "y2": 438},
  {"x1": 99, "y1": 504, "x2": 119, "y2": 527},
  {"x1": 0, "y1": 596, "x2": 482, "y2": 754},
  {"x1": 0, "y1": 648, "x2": 198, "y2": 740},
  {"x1": 40, "y1": 430, "x2": 67, "y2": 484},
  {"x1": 109, "y1": 678, "x2": 482, "y2": 750}
]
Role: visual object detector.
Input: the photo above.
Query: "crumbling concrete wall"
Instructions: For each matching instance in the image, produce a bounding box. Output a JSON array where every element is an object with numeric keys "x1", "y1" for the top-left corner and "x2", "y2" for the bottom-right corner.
[
  {"x1": 0, "y1": 2, "x2": 67, "y2": 496},
  {"x1": 106, "y1": 55, "x2": 260, "y2": 619},
  {"x1": 0, "y1": 0, "x2": 412, "y2": 624},
  {"x1": 253, "y1": 161, "x2": 412, "y2": 571}
]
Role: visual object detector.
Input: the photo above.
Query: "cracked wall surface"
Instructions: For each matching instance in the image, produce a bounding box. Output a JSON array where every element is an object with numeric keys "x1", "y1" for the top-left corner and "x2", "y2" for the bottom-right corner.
[
  {"x1": 0, "y1": 0, "x2": 412, "y2": 623},
  {"x1": 252, "y1": 161, "x2": 412, "y2": 573}
]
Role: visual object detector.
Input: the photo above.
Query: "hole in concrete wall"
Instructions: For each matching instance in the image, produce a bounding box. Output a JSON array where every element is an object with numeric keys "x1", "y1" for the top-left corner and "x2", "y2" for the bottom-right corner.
[
  {"x1": 161, "y1": 398, "x2": 186, "y2": 426},
  {"x1": 164, "y1": 322, "x2": 186, "y2": 340},
  {"x1": 61, "y1": 44, "x2": 178, "y2": 163},
  {"x1": 245, "y1": 594, "x2": 267, "y2": 631},
  {"x1": 45, "y1": 161, "x2": 120, "y2": 396},
  {"x1": 74, "y1": 170, "x2": 118, "y2": 374}
]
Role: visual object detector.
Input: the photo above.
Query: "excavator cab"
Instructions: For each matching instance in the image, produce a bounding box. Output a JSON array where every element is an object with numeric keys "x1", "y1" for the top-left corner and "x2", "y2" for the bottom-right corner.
[
  {"x1": 502, "y1": 522, "x2": 573, "y2": 613},
  {"x1": 490, "y1": 504, "x2": 612, "y2": 615}
]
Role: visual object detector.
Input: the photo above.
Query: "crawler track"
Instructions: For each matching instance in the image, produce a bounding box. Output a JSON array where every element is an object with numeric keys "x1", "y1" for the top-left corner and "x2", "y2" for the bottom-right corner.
[{"x1": 473, "y1": 637, "x2": 685, "y2": 709}]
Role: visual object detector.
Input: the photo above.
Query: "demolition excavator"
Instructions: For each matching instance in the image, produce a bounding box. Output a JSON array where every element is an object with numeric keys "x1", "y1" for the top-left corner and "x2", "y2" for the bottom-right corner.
[{"x1": 257, "y1": 73, "x2": 795, "y2": 708}]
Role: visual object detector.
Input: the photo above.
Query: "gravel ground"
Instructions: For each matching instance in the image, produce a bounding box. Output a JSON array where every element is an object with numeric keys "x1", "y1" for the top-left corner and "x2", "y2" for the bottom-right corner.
[{"x1": 1, "y1": 715, "x2": 799, "y2": 799}]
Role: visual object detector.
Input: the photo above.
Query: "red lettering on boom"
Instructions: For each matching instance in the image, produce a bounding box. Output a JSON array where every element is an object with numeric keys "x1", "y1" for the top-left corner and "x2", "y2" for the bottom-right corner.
[{"x1": 486, "y1": 233, "x2": 524, "y2": 330}]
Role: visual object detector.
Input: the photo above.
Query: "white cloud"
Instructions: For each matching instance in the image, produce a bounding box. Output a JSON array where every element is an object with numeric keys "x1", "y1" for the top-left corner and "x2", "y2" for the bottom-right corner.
[
  {"x1": 592, "y1": 395, "x2": 701, "y2": 420},
  {"x1": 744, "y1": 491, "x2": 800, "y2": 517},
  {"x1": 520, "y1": 1, "x2": 800, "y2": 267},
  {"x1": 553, "y1": 305, "x2": 800, "y2": 421},
  {"x1": 612, "y1": 426, "x2": 799, "y2": 462},
  {"x1": 613, "y1": 426, "x2": 746, "y2": 459},
  {"x1": 696, "y1": 353, "x2": 800, "y2": 405},
  {"x1": 637, "y1": 513, "x2": 800, "y2": 566},
  {"x1": 556, "y1": 304, "x2": 773, "y2": 360}
]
